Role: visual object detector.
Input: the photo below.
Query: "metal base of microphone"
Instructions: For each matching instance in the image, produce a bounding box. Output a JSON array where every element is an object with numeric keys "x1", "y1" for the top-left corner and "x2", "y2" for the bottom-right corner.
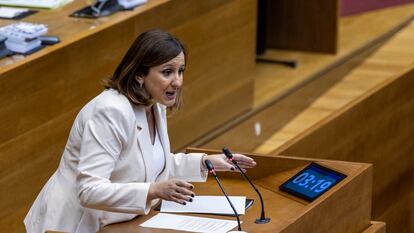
[{"x1": 255, "y1": 217, "x2": 271, "y2": 224}]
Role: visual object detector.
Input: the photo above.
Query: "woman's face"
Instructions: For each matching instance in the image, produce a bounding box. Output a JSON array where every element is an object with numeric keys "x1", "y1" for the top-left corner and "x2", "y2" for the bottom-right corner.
[{"x1": 143, "y1": 52, "x2": 185, "y2": 107}]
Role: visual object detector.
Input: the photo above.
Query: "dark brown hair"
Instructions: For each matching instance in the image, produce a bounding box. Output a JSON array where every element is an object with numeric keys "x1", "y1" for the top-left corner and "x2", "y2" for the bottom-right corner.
[{"x1": 104, "y1": 29, "x2": 186, "y2": 110}]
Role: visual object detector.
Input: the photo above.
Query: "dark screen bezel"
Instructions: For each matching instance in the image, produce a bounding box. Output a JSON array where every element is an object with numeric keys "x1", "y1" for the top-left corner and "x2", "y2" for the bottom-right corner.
[{"x1": 279, "y1": 162, "x2": 347, "y2": 202}]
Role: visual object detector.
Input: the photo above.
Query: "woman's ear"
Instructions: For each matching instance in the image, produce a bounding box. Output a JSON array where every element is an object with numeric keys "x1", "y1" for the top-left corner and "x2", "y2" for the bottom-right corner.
[{"x1": 135, "y1": 75, "x2": 144, "y2": 88}]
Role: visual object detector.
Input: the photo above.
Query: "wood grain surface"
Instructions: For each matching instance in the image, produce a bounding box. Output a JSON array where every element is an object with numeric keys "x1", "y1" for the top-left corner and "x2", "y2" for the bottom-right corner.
[{"x1": 100, "y1": 153, "x2": 374, "y2": 233}]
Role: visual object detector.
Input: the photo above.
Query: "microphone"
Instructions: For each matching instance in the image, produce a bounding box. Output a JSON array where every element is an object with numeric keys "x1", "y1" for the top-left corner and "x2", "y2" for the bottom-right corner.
[
  {"x1": 204, "y1": 159, "x2": 244, "y2": 232},
  {"x1": 223, "y1": 147, "x2": 271, "y2": 224}
]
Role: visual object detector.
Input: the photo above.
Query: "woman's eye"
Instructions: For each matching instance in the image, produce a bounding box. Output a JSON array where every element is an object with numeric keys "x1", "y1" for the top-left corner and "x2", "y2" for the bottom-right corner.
[{"x1": 162, "y1": 70, "x2": 172, "y2": 76}]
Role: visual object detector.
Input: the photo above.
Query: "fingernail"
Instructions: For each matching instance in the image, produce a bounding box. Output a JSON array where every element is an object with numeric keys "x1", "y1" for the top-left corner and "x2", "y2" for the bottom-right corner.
[
  {"x1": 191, "y1": 194, "x2": 195, "y2": 197},
  {"x1": 182, "y1": 202, "x2": 186, "y2": 205},
  {"x1": 190, "y1": 186, "x2": 194, "y2": 189},
  {"x1": 189, "y1": 198, "x2": 193, "y2": 202}
]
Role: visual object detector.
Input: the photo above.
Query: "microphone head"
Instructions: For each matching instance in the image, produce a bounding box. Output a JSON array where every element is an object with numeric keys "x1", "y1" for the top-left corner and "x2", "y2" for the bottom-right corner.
[
  {"x1": 204, "y1": 159, "x2": 215, "y2": 171},
  {"x1": 222, "y1": 147, "x2": 233, "y2": 159}
]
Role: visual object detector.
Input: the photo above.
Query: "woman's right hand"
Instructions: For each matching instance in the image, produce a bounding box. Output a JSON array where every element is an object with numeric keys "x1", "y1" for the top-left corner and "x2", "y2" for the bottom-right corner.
[{"x1": 148, "y1": 179, "x2": 195, "y2": 205}]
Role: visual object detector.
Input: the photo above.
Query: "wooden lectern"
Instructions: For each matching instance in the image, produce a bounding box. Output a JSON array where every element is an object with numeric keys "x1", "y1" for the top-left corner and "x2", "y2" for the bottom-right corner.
[{"x1": 99, "y1": 149, "x2": 384, "y2": 233}]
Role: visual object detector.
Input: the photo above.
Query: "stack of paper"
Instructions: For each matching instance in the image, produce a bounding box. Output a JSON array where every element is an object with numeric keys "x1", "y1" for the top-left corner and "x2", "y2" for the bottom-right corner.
[
  {"x1": 0, "y1": 0, "x2": 73, "y2": 9},
  {"x1": 0, "y1": 6, "x2": 29, "y2": 18},
  {"x1": 141, "y1": 213, "x2": 240, "y2": 233},
  {"x1": 160, "y1": 196, "x2": 246, "y2": 215},
  {"x1": 142, "y1": 196, "x2": 247, "y2": 232}
]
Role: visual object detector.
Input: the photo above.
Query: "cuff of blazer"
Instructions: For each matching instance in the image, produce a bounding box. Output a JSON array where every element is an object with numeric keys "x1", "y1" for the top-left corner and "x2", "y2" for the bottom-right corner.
[
  {"x1": 138, "y1": 182, "x2": 152, "y2": 215},
  {"x1": 188, "y1": 153, "x2": 208, "y2": 182},
  {"x1": 172, "y1": 153, "x2": 208, "y2": 182},
  {"x1": 101, "y1": 182, "x2": 152, "y2": 214}
]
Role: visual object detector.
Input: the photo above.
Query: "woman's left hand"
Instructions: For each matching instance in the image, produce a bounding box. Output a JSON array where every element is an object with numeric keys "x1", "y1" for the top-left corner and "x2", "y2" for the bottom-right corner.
[{"x1": 203, "y1": 153, "x2": 256, "y2": 172}]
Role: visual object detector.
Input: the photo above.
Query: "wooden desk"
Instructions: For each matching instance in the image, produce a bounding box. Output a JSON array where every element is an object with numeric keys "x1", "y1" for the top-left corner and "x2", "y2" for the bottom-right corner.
[
  {"x1": 0, "y1": 1, "x2": 256, "y2": 232},
  {"x1": 100, "y1": 153, "x2": 380, "y2": 233}
]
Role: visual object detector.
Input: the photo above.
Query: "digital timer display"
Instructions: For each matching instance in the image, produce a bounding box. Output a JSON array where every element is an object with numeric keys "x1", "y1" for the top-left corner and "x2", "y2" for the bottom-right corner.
[{"x1": 279, "y1": 163, "x2": 347, "y2": 202}]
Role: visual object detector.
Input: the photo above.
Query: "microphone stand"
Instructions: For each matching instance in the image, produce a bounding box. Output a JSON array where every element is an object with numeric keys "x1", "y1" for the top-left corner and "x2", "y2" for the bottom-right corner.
[
  {"x1": 223, "y1": 148, "x2": 271, "y2": 224},
  {"x1": 204, "y1": 159, "x2": 243, "y2": 232}
]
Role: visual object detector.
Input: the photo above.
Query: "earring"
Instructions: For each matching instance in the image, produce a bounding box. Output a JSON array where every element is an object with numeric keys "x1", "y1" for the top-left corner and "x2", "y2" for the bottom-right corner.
[
  {"x1": 138, "y1": 79, "x2": 144, "y2": 88},
  {"x1": 136, "y1": 75, "x2": 144, "y2": 88}
]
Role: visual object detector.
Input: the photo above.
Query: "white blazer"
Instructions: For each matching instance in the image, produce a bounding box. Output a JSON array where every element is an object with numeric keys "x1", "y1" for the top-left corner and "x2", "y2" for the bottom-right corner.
[{"x1": 24, "y1": 89, "x2": 207, "y2": 233}]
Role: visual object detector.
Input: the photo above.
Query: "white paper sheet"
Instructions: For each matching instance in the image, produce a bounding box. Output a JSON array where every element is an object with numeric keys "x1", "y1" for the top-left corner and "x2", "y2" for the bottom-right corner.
[
  {"x1": 161, "y1": 196, "x2": 246, "y2": 215},
  {"x1": 0, "y1": 0, "x2": 72, "y2": 9},
  {"x1": 140, "y1": 213, "x2": 240, "y2": 233},
  {"x1": 0, "y1": 7, "x2": 28, "y2": 18}
]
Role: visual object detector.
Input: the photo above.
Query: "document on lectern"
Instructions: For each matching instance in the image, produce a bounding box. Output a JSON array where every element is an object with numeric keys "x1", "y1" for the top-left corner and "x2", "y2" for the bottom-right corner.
[
  {"x1": 160, "y1": 195, "x2": 246, "y2": 215},
  {"x1": 140, "y1": 213, "x2": 239, "y2": 233},
  {"x1": 0, "y1": 0, "x2": 72, "y2": 9}
]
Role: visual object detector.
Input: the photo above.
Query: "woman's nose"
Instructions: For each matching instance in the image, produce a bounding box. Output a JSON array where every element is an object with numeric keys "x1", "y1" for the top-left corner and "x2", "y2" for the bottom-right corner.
[{"x1": 172, "y1": 74, "x2": 182, "y2": 88}]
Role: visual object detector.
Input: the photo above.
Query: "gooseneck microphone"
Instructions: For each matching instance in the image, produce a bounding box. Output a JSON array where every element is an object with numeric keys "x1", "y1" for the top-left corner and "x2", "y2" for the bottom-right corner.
[
  {"x1": 223, "y1": 147, "x2": 271, "y2": 224},
  {"x1": 204, "y1": 159, "x2": 243, "y2": 232}
]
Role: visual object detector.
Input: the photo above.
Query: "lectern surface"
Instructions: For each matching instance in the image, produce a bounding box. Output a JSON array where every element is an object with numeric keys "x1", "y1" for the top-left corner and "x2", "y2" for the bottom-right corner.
[{"x1": 99, "y1": 155, "x2": 373, "y2": 233}]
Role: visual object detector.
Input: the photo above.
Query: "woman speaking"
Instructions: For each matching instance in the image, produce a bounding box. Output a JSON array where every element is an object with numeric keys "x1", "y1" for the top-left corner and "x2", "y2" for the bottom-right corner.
[{"x1": 24, "y1": 30, "x2": 256, "y2": 233}]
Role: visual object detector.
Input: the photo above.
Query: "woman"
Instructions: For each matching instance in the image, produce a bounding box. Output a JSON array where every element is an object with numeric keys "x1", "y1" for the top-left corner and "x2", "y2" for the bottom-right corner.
[{"x1": 24, "y1": 30, "x2": 256, "y2": 233}]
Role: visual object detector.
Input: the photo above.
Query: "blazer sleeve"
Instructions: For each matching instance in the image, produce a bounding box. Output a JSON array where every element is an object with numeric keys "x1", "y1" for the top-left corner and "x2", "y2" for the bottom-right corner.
[
  {"x1": 76, "y1": 105, "x2": 152, "y2": 215},
  {"x1": 170, "y1": 152, "x2": 208, "y2": 182}
]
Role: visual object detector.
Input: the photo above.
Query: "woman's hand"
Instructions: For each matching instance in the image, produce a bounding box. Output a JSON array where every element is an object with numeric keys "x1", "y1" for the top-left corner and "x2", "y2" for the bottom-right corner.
[
  {"x1": 203, "y1": 153, "x2": 256, "y2": 172},
  {"x1": 148, "y1": 179, "x2": 195, "y2": 205}
]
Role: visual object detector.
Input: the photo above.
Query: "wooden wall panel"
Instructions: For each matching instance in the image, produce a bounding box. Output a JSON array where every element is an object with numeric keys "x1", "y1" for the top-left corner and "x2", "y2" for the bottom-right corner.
[
  {"x1": 168, "y1": 0, "x2": 256, "y2": 150},
  {"x1": 203, "y1": 41, "x2": 380, "y2": 151},
  {"x1": 171, "y1": 78, "x2": 253, "y2": 150},
  {"x1": 0, "y1": 1, "x2": 256, "y2": 232},
  {"x1": 0, "y1": 110, "x2": 77, "y2": 233},
  {"x1": 263, "y1": 0, "x2": 338, "y2": 53},
  {"x1": 362, "y1": 222, "x2": 386, "y2": 233},
  {"x1": 274, "y1": 66, "x2": 414, "y2": 233}
]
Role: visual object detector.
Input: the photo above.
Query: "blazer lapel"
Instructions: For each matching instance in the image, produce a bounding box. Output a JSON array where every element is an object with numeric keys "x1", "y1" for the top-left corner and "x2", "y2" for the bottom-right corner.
[
  {"x1": 133, "y1": 105, "x2": 154, "y2": 182},
  {"x1": 153, "y1": 104, "x2": 170, "y2": 181}
]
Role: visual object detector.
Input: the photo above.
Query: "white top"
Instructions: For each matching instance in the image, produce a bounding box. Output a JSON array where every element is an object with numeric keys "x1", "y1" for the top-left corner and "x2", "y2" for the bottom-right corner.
[{"x1": 150, "y1": 128, "x2": 165, "y2": 182}]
